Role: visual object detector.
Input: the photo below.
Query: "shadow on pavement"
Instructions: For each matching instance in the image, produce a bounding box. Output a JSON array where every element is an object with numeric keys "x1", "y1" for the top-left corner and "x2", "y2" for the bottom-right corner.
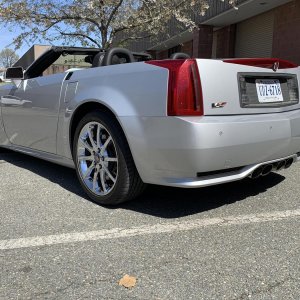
[
  {"x1": 0, "y1": 149, "x2": 88, "y2": 200},
  {"x1": 0, "y1": 150, "x2": 286, "y2": 218},
  {"x1": 122, "y1": 173, "x2": 285, "y2": 218}
]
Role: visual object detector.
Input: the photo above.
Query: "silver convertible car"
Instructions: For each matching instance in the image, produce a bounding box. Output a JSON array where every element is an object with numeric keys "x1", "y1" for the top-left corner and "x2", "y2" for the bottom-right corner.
[{"x1": 1, "y1": 47, "x2": 300, "y2": 205}]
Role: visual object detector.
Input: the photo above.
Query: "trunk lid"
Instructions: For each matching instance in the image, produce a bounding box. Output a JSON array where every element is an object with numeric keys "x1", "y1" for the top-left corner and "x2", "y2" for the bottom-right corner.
[{"x1": 197, "y1": 58, "x2": 300, "y2": 116}]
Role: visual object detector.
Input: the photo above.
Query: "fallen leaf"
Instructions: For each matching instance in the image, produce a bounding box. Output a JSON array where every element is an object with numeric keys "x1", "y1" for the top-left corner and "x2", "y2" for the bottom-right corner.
[{"x1": 118, "y1": 274, "x2": 137, "y2": 289}]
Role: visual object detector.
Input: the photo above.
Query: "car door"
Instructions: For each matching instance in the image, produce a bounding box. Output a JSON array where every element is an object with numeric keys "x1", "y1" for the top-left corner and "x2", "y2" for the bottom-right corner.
[{"x1": 1, "y1": 73, "x2": 66, "y2": 154}]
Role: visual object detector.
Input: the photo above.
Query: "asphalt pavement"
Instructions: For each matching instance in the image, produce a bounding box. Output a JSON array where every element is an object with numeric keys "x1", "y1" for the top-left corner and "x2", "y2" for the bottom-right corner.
[{"x1": 0, "y1": 149, "x2": 299, "y2": 299}]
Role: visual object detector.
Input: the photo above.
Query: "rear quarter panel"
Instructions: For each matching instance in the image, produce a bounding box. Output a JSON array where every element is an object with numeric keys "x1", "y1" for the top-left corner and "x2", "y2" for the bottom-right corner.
[
  {"x1": 56, "y1": 62, "x2": 169, "y2": 159},
  {"x1": 67, "y1": 62, "x2": 168, "y2": 116}
]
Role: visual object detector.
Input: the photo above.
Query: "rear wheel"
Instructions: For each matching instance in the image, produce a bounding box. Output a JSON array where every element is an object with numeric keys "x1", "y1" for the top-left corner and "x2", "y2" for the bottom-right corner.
[{"x1": 73, "y1": 111, "x2": 145, "y2": 205}]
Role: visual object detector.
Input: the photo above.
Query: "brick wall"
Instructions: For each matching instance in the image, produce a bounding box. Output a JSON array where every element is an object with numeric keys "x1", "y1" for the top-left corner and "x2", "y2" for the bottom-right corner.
[
  {"x1": 153, "y1": 1, "x2": 300, "y2": 62},
  {"x1": 193, "y1": 25, "x2": 213, "y2": 58},
  {"x1": 272, "y1": 0, "x2": 300, "y2": 64},
  {"x1": 147, "y1": 50, "x2": 157, "y2": 60},
  {"x1": 156, "y1": 50, "x2": 169, "y2": 60},
  {"x1": 155, "y1": 41, "x2": 193, "y2": 59},
  {"x1": 181, "y1": 40, "x2": 193, "y2": 57},
  {"x1": 215, "y1": 25, "x2": 236, "y2": 58}
]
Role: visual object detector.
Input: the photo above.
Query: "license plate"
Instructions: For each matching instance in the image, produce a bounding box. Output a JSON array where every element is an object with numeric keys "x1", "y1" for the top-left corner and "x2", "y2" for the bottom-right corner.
[{"x1": 256, "y1": 79, "x2": 283, "y2": 103}]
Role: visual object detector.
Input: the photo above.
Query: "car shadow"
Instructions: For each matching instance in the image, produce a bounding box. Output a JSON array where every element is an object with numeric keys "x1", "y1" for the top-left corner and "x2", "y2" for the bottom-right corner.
[
  {"x1": 0, "y1": 149, "x2": 88, "y2": 200},
  {"x1": 122, "y1": 174, "x2": 285, "y2": 218},
  {"x1": 0, "y1": 150, "x2": 286, "y2": 219}
]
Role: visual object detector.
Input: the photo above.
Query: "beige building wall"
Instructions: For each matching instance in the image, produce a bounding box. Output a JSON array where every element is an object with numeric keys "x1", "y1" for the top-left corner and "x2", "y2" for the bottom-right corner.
[{"x1": 14, "y1": 45, "x2": 50, "y2": 69}]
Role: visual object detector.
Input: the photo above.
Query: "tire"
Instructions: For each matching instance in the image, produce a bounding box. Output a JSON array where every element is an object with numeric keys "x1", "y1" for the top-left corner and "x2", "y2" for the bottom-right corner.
[{"x1": 73, "y1": 111, "x2": 145, "y2": 205}]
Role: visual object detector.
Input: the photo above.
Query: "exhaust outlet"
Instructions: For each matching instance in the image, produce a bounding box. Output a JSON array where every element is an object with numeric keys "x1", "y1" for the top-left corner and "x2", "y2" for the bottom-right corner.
[
  {"x1": 284, "y1": 158, "x2": 294, "y2": 169},
  {"x1": 276, "y1": 160, "x2": 286, "y2": 170},
  {"x1": 261, "y1": 164, "x2": 273, "y2": 176},
  {"x1": 250, "y1": 166, "x2": 263, "y2": 179}
]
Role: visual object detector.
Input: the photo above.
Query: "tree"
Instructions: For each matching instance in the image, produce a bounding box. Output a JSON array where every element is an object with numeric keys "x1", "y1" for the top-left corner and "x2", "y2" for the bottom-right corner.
[
  {"x1": 0, "y1": 48, "x2": 19, "y2": 68},
  {"x1": 0, "y1": 0, "x2": 237, "y2": 50}
]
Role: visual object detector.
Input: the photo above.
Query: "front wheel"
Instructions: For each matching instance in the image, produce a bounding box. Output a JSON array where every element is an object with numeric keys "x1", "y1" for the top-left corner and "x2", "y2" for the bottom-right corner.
[{"x1": 73, "y1": 111, "x2": 145, "y2": 205}]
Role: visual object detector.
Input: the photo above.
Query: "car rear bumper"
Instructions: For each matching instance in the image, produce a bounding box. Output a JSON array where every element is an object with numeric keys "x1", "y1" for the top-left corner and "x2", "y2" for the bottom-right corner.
[
  {"x1": 119, "y1": 109, "x2": 300, "y2": 187},
  {"x1": 161, "y1": 154, "x2": 299, "y2": 188}
]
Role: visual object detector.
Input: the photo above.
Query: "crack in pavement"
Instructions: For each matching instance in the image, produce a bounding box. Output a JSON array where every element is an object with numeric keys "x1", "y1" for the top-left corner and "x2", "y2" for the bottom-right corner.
[{"x1": 234, "y1": 276, "x2": 297, "y2": 299}]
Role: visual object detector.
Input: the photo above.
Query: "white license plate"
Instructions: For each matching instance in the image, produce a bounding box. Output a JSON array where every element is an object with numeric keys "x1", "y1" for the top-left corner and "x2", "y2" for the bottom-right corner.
[{"x1": 256, "y1": 79, "x2": 283, "y2": 103}]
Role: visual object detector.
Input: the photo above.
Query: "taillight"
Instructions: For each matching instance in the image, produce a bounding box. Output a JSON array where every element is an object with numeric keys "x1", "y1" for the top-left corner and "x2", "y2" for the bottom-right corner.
[{"x1": 146, "y1": 59, "x2": 203, "y2": 116}]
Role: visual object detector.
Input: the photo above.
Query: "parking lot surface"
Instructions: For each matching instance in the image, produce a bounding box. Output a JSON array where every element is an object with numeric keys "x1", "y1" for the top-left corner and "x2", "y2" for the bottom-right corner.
[{"x1": 0, "y1": 149, "x2": 299, "y2": 299}]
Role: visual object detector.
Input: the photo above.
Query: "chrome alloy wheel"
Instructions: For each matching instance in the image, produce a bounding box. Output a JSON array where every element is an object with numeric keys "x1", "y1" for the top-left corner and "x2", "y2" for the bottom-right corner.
[{"x1": 76, "y1": 121, "x2": 118, "y2": 196}]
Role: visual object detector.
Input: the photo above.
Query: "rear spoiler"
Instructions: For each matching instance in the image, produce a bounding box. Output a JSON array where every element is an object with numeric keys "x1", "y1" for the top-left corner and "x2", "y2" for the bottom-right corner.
[{"x1": 223, "y1": 58, "x2": 298, "y2": 70}]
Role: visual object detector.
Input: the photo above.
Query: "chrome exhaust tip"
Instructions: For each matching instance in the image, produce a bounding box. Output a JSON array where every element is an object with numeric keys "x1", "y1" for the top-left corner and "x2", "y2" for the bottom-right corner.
[
  {"x1": 261, "y1": 164, "x2": 273, "y2": 176},
  {"x1": 284, "y1": 158, "x2": 294, "y2": 169},
  {"x1": 250, "y1": 166, "x2": 263, "y2": 179}
]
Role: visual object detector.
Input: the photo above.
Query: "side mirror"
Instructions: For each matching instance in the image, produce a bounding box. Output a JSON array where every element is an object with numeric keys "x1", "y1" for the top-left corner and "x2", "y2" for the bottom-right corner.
[{"x1": 5, "y1": 67, "x2": 24, "y2": 80}]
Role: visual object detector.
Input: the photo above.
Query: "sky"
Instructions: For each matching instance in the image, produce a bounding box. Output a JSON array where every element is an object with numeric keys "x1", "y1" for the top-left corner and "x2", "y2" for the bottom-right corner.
[
  {"x1": 0, "y1": 25, "x2": 72, "y2": 57},
  {"x1": 0, "y1": 27, "x2": 31, "y2": 56},
  {"x1": 0, "y1": 24, "x2": 88, "y2": 59}
]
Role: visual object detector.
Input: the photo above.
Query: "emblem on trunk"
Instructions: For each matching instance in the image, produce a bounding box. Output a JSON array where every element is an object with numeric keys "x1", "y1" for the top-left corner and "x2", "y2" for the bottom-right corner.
[
  {"x1": 212, "y1": 102, "x2": 227, "y2": 108},
  {"x1": 272, "y1": 61, "x2": 280, "y2": 72}
]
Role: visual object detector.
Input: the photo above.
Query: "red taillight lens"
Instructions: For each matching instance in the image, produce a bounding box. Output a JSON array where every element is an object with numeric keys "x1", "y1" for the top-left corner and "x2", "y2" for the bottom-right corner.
[{"x1": 146, "y1": 59, "x2": 203, "y2": 116}]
